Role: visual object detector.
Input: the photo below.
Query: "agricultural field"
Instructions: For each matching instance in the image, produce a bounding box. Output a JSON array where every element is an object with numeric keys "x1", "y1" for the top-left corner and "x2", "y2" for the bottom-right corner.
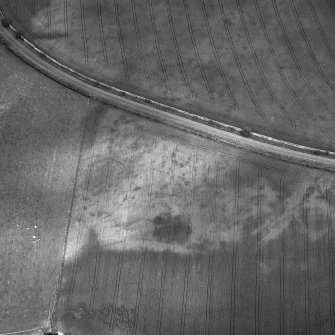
[
  {"x1": 54, "y1": 103, "x2": 335, "y2": 335},
  {"x1": 1, "y1": 0, "x2": 335, "y2": 150},
  {"x1": 0, "y1": 43, "x2": 89, "y2": 332},
  {"x1": 0, "y1": 43, "x2": 335, "y2": 334}
]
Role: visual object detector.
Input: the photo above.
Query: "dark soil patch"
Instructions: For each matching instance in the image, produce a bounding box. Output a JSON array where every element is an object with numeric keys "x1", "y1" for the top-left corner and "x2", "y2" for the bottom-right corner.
[{"x1": 152, "y1": 213, "x2": 191, "y2": 244}]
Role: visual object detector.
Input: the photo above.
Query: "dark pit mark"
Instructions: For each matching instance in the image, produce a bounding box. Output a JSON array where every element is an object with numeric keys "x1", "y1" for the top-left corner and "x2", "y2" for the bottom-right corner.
[
  {"x1": 153, "y1": 213, "x2": 191, "y2": 244},
  {"x1": 303, "y1": 185, "x2": 316, "y2": 200}
]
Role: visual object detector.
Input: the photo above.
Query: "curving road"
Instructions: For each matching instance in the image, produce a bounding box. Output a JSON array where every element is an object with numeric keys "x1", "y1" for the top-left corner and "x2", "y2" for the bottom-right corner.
[
  {"x1": 1, "y1": 19, "x2": 335, "y2": 173},
  {"x1": 1, "y1": 0, "x2": 335, "y2": 151}
]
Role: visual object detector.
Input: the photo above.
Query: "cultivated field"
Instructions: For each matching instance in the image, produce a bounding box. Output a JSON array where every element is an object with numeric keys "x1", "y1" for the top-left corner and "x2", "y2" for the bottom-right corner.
[
  {"x1": 0, "y1": 43, "x2": 89, "y2": 332},
  {"x1": 1, "y1": 0, "x2": 335, "y2": 150},
  {"x1": 51, "y1": 103, "x2": 335, "y2": 335},
  {"x1": 1, "y1": 13, "x2": 335, "y2": 335}
]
